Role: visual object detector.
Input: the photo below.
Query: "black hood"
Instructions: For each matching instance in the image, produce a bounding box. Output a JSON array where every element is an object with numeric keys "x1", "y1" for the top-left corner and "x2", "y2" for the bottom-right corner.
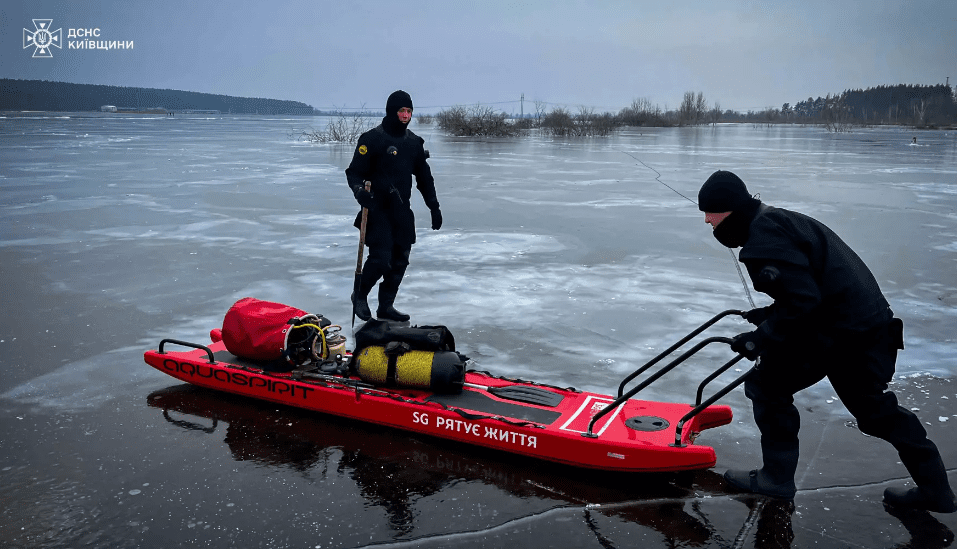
[
  {"x1": 698, "y1": 170, "x2": 758, "y2": 213},
  {"x1": 382, "y1": 90, "x2": 413, "y2": 137},
  {"x1": 699, "y1": 170, "x2": 762, "y2": 248}
]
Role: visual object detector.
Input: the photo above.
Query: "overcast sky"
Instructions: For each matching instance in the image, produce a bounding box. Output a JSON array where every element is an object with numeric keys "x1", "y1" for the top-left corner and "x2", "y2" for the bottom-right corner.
[{"x1": 3, "y1": 0, "x2": 955, "y2": 113}]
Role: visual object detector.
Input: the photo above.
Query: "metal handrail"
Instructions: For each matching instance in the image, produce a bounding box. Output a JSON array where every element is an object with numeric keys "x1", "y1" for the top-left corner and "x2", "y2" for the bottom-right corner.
[
  {"x1": 585, "y1": 337, "x2": 734, "y2": 437},
  {"x1": 584, "y1": 309, "x2": 749, "y2": 439},
  {"x1": 158, "y1": 338, "x2": 216, "y2": 364},
  {"x1": 617, "y1": 309, "x2": 744, "y2": 397},
  {"x1": 673, "y1": 362, "x2": 755, "y2": 447},
  {"x1": 695, "y1": 354, "x2": 746, "y2": 406}
]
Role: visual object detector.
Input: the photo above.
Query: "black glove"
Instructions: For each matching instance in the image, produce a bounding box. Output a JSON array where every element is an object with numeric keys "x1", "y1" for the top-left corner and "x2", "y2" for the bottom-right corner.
[
  {"x1": 743, "y1": 306, "x2": 772, "y2": 326},
  {"x1": 730, "y1": 331, "x2": 763, "y2": 360},
  {"x1": 354, "y1": 187, "x2": 375, "y2": 210},
  {"x1": 430, "y1": 207, "x2": 442, "y2": 230}
]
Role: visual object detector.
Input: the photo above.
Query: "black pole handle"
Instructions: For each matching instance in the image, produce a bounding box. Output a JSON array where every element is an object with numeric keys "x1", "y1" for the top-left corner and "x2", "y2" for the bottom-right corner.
[
  {"x1": 158, "y1": 338, "x2": 216, "y2": 364},
  {"x1": 694, "y1": 353, "x2": 747, "y2": 406},
  {"x1": 673, "y1": 364, "x2": 755, "y2": 447},
  {"x1": 585, "y1": 336, "x2": 737, "y2": 438},
  {"x1": 617, "y1": 309, "x2": 745, "y2": 397}
]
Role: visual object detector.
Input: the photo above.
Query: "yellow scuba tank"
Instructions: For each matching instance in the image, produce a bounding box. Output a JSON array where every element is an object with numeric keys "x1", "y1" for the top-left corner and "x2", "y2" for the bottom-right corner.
[{"x1": 353, "y1": 342, "x2": 465, "y2": 393}]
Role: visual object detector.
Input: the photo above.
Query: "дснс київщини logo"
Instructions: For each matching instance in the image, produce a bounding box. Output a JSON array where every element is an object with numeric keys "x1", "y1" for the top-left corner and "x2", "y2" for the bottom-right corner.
[
  {"x1": 23, "y1": 19, "x2": 62, "y2": 58},
  {"x1": 22, "y1": 22, "x2": 133, "y2": 55}
]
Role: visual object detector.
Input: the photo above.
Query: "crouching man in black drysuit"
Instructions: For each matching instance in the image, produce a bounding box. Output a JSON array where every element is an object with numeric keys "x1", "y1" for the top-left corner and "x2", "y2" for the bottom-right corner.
[
  {"x1": 346, "y1": 90, "x2": 442, "y2": 322},
  {"x1": 698, "y1": 170, "x2": 956, "y2": 513}
]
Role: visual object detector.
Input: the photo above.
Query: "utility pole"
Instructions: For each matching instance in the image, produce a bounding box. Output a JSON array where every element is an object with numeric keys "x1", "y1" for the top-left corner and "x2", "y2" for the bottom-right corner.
[{"x1": 521, "y1": 93, "x2": 524, "y2": 118}]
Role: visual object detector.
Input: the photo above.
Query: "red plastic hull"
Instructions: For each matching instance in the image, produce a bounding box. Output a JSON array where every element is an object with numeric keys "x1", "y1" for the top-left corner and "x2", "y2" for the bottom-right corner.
[{"x1": 144, "y1": 336, "x2": 732, "y2": 473}]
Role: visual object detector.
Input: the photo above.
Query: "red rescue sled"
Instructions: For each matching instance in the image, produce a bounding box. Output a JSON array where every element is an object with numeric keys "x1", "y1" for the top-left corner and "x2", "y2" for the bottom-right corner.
[{"x1": 144, "y1": 310, "x2": 753, "y2": 473}]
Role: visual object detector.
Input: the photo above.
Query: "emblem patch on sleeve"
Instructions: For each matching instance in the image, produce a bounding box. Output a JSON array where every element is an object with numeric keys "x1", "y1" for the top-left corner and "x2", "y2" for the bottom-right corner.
[{"x1": 358, "y1": 145, "x2": 368, "y2": 155}]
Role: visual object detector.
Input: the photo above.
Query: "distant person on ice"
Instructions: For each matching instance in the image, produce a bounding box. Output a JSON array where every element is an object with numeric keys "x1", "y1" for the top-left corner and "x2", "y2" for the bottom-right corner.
[
  {"x1": 698, "y1": 170, "x2": 956, "y2": 513},
  {"x1": 346, "y1": 90, "x2": 442, "y2": 322}
]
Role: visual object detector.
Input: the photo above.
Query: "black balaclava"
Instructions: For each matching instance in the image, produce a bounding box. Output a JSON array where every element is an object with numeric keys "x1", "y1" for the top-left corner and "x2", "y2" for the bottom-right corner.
[
  {"x1": 382, "y1": 90, "x2": 413, "y2": 137},
  {"x1": 698, "y1": 170, "x2": 762, "y2": 248}
]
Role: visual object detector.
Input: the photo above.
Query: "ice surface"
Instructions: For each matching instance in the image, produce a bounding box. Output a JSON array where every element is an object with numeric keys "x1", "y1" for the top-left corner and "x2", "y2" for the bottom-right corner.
[
  {"x1": 1, "y1": 116, "x2": 955, "y2": 402},
  {"x1": 1, "y1": 114, "x2": 955, "y2": 548}
]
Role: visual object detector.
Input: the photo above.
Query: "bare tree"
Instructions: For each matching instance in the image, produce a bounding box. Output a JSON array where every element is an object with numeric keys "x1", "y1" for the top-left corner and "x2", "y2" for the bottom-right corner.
[
  {"x1": 436, "y1": 105, "x2": 524, "y2": 137},
  {"x1": 674, "y1": 91, "x2": 709, "y2": 126},
  {"x1": 537, "y1": 106, "x2": 619, "y2": 137},
  {"x1": 297, "y1": 107, "x2": 373, "y2": 143},
  {"x1": 913, "y1": 99, "x2": 927, "y2": 127},
  {"x1": 540, "y1": 107, "x2": 575, "y2": 136},
  {"x1": 694, "y1": 92, "x2": 707, "y2": 125},
  {"x1": 763, "y1": 107, "x2": 779, "y2": 127},
  {"x1": 708, "y1": 102, "x2": 722, "y2": 126},
  {"x1": 821, "y1": 95, "x2": 852, "y2": 132},
  {"x1": 619, "y1": 97, "x2": 669, "y2": 126},
  {"x1": 679, "y1": 91, "x2": 696, "y2": 126},
  {"x1": 632, "y1": 97, "x2": 653, "y2": 114}
]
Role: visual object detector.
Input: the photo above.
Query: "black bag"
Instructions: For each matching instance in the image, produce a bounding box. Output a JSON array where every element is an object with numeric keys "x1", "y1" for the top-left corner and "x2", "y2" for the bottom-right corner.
[
  {"x1": 351, "y1": 320, "x2": 464, "y2": 393},
  {"x1": 352, "y1": 320, "x2": 455, "y2": 353}
]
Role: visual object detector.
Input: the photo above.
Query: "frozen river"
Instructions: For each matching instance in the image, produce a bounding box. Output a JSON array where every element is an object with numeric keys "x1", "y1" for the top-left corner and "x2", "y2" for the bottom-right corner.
[{"x1": 1, "y1": 112, "x2": 956, "y2": 547}]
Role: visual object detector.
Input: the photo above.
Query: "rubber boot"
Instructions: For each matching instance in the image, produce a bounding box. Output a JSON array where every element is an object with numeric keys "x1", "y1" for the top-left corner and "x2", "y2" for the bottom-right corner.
[
  {"x1": 884, "y1": 454, "x2": 957, "y2": 513},
  {"x1": 376, "y1": 290, "x2": 410, "y2": 322},
  {"x1": 351, "y1": 292, "x2": 372, "y2": 321},
  {"x1": 884, "y1": 487, "x2": 957, "y2": 514},
  {"x1": 724, "y1": 468, "x2": 797, "y2": 499},
  {"x1": 352, "y1": 261, "x2": 384, "y2": 322},
  {"x1": 376, "y1": 261, "x2": 410, "y2": 322},
  {"x1": 724, "y1": 447, "x2": 799, "y2": 499}
]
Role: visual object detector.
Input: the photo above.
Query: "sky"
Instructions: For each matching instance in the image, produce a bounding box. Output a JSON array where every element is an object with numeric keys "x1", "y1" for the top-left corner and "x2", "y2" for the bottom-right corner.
[{"x1": 2, "y1": 0, "x2": 955, "y2": 114}]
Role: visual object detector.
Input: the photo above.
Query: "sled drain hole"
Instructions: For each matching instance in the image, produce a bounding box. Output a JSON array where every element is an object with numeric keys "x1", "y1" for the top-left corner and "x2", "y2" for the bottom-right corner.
[{"x1": 624, "y1": 416, "x2": 670, "y2": 432}]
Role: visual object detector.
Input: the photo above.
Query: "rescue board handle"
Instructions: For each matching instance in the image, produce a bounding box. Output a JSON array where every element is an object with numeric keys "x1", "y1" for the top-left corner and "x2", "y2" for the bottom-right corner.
[
  {"x1": 584, "y1": 336, "x2": 736, "y2": 438},
  {"x1": 158, "y1": 339, "x2": 216, "y2": 364},
  {"x1": 584, "y1": 310, "x2": 749, "y2": 439},
  {"x1": 617, "y1": 309, "x2": 745, "y2": 398},
  {"x1": 673, "y1": 362, "x2": 754, "y2": 447}
]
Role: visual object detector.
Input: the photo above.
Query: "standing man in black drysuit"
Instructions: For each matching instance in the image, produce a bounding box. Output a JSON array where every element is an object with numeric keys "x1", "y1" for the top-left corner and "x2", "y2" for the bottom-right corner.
[
  {"x1": 698, "y1": 170, "x2": 956, "y2": 513},
  {"x1": 346, "y1": 90, "x2": 442, "y2": 322}
]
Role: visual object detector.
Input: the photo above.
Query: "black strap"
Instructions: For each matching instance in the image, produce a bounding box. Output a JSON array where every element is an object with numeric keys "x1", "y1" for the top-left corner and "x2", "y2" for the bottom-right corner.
[{"x1": 383, "y1": 341, "x2": 411, "y2": 386}]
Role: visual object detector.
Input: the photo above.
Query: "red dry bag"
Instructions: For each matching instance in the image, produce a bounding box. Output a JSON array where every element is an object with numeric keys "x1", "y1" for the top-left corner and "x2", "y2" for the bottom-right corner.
[{"x1": 221, "y1": 297, "x2": 329, "y2": 368}]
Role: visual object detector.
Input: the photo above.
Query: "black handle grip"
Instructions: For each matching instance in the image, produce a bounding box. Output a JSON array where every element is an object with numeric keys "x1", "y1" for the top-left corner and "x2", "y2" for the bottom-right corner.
[{"x1": 158, "y1": 339, "x2": 216, "y2": 364}]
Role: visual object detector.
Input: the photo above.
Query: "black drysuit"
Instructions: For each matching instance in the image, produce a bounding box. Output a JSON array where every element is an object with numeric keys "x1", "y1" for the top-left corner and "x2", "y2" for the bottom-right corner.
[
  {"x1": 735, "y1": 204, "x2": 948, "y2": 491},
  {"x1": 345, "y1": 123, "x2": 438, "y2": 309}
]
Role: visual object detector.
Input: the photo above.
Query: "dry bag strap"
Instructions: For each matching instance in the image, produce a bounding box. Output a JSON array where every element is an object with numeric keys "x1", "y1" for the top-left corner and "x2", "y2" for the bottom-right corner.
[{"x1": 383, "y1": 341, "x2": 411, "y2": 386}]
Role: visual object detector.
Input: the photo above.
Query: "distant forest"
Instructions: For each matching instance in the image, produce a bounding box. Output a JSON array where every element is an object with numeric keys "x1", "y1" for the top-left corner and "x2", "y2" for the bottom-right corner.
[
  {"x1": 0, "y1": 79, "x2": 315, "y2": 115},
  {"x1": 501, "y1": 83, "x2": 956, "y2": 135},
  {"x1": 785, "y1": 84, "x2": 956, "y2": 129},
  {"x1": 625, "y1": 83, "x2": 956, "y2": 130}
]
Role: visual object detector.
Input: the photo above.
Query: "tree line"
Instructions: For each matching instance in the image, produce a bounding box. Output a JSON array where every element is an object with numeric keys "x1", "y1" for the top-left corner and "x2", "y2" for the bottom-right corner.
[
  {"x1": 0, "y1": 79, "x2": 315, "y2": 115},
  {"x1": 786, "y1": 84, "x2": 956, "y2": 129},
  {"x1": 433, "y1": 83, "x2": 956, "y2": 136}
]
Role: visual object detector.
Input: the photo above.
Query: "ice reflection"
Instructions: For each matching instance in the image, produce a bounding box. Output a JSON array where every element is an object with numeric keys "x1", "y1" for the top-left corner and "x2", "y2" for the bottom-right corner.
[
  {"x1": 143, "y1": 384, "x2": 732, "y2": 542},
  {"x1": 145, "y1": 385, "x2": 955, "y2": 548}
]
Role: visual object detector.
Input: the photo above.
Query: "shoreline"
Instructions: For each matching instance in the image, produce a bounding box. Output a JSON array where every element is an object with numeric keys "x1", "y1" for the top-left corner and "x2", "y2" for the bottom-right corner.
[{"x1": 1, "y1": 109, "x2": 953, "y2": 130}]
